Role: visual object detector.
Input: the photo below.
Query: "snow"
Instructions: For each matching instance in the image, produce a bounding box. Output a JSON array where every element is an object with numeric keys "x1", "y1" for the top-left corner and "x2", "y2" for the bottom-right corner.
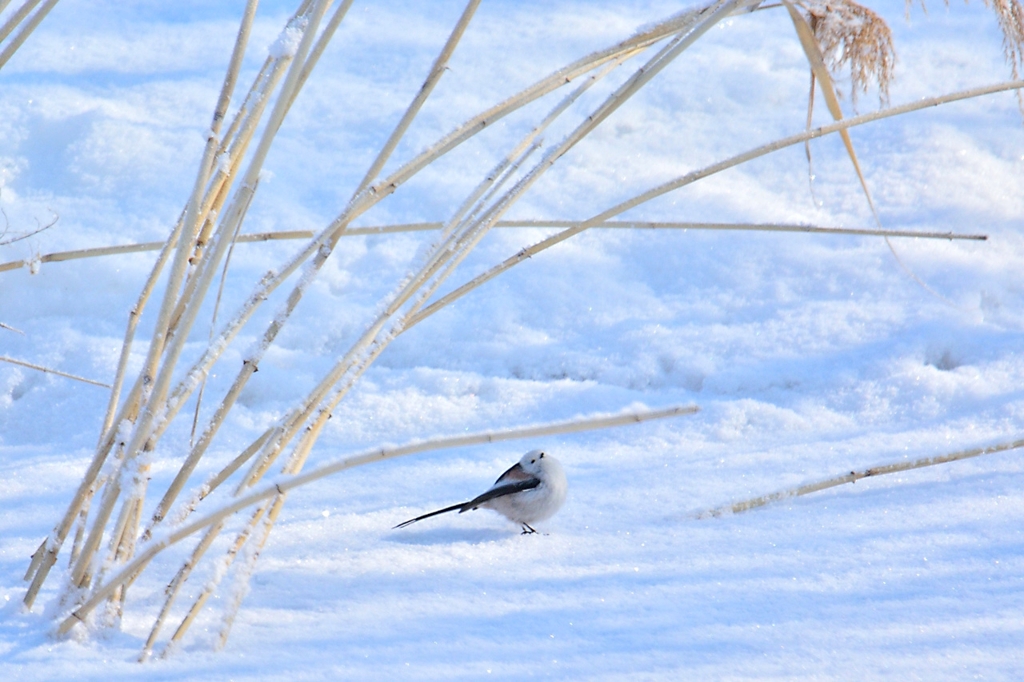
[
  {"x1": 269, "y1": 21, "x2": 307, "y2": 61},
  {"x1": 2, "y1": 0, "x2": 1024, "y2": 679}
]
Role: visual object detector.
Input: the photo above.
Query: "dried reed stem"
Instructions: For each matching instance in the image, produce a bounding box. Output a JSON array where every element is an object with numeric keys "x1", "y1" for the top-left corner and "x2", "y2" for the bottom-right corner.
[
  {"x1": 98, "y1": 220, "x2": 182, "y2": 445},
  {"x1": 0, "y1": 0, "x2": 41, "y2": 44},
  {"x1": 0, "y1": 355, "x2": 110, "y2": 388},
  {"x1": 354, "y1": 0, "x2": 482, "y2": 195},
  {"x1": 140, "y1": 430, "x2": 277, "y2": 660},
  {"x1": 492, "y1": 221, "x2": 986, "y2": 239},
  {"x1": 163, "y1": 501, "x2": 271, "y2": 657},
  {"x1": 0, "y1": 242, "x2": 161, "y2": 272},
  {"x1": 360, "y1": 4, "x2": 723, "y2": 205},
  {"x1": 207, "y1": 419, "x2": 319, "y2": 651},
  {"x1": 23, "y1": 408, "x2": 128, "y2": 606},
  {"x1": 0, "y1": 0, "x2": 55, "y2": 73},
  {"x1": 693, "y1": 435, "x2": 1024, "y2": 518},
  {"x1": 215, "y1": 498, "x2": 279, "y2": 650},
  {"x1": 138, "y1": 518, "x2": 228, "y2": 662},
  {"x1": 0, "y1": 220, "x2": 985, "y2": 275},
  {"x1": 68, "y1": 485, "x2": 97, "y2": 568},
  {"x1": 785, "y1": 0, "x2": 881, "y2": 224}
]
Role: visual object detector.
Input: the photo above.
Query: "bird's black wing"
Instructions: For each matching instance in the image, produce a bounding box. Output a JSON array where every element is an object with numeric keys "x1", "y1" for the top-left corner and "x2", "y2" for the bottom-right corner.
[
  {"x1": 458, "y1": 478, "x2": 540, "y2": 513},
  {"x1": 393, "y1": 501, "x2": 467, "y2": 529}
]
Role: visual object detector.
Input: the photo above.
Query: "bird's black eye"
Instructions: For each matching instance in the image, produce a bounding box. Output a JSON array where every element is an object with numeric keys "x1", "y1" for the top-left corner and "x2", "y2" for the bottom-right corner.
[{"x1": 530, "y1": 459, "x2": 535, "y2": 464}]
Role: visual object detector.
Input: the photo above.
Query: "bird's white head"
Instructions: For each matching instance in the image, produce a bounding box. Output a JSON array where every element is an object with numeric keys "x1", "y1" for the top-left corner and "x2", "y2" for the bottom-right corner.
[{"x1": 519, "y1": 449, "x2": 562, "y2": 480}]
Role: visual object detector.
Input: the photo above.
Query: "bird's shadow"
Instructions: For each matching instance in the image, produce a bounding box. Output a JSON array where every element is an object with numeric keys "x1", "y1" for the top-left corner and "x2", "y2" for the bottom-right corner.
[{"x1": 387, "y1": 525, "x2": 513, "y2": 546}]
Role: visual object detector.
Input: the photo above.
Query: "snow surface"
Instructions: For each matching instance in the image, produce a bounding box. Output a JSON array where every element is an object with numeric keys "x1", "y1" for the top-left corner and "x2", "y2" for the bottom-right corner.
[{"x1": 2, "y1": 0, "x2": 1024, "y2": 679}]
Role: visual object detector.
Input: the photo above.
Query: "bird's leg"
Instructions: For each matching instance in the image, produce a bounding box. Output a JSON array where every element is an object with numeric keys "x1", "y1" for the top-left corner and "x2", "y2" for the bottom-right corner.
[{"x1": 521, "y1": 523, "x2": 538, "y2": 534}]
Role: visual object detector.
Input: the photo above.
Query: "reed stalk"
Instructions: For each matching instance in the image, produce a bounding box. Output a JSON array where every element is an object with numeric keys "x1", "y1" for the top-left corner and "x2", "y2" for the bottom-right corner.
[
  {"x1": 0, "y1": 0, "x2": 42, "y2": 48},
  {"x1": 784, "y1": 0, "x2": 881, "y2": 224},
  {"x1": 23, "y1": 404, "x2": 128, "y2": 606},
  {"x1": 358, "y1": 5, "x2": 717, "y2": 205},
  {"x1": 0, "y1": 221, "x2": 986, "y2": 275},
  {"x1": 68, "y1": 485, "x2": 97, "y2": 568},
  {"x1": 215, "y1": 498, "x2": 280, "y2": 650},
  {"x1": 138, "y1": 517, "x2": 228, "y2": 662},
  {"x1": 98, "y1": 219, "x2": 183, "y2": 446},
  {"x1": 693, "y1": 436, "x2": 1024, "y2": 518},
  {"x1": 192, "y1": 413, "x2": 319, "y2": 651},
  {"x1": 0, "y1": 0, "x2": 45, "y2": 59},
  {"x1": 354, "y1": 0, "x2": 482, "y2": 196},
  {"x1": 0, "y1": 355, "x2": 110, "y2": 388},
  {"x1": 162, "y1": 501, "x2": 272, "y2": 657}
]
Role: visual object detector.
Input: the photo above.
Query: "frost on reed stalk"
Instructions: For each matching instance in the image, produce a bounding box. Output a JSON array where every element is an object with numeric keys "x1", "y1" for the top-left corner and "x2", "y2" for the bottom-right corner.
[{"x1": 14, "y1": 0, "x2": 1024, "y2": 660}]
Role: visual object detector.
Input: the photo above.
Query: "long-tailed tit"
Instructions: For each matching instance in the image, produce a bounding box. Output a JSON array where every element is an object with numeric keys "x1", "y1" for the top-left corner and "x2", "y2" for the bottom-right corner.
[{"x1": 394, "y1": 450, "x2": 567, "y2": 534}]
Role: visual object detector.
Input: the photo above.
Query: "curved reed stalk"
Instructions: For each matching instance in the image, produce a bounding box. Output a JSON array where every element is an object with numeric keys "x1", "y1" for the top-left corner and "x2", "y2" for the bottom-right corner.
[{"x1": 784, "y1": 0, "x2": 880, "y2": 225}]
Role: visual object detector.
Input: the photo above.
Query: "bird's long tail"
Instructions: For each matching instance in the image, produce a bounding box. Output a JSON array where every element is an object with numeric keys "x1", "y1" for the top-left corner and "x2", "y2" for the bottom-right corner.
[{"x1": 393, "y1": 501, "x2": 468, "y2": 529}]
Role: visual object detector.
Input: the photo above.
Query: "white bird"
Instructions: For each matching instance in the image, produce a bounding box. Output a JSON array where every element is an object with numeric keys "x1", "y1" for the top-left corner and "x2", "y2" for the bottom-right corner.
[{"x1": 394, "y1": 449, "x2": 567, "y2": 534}]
